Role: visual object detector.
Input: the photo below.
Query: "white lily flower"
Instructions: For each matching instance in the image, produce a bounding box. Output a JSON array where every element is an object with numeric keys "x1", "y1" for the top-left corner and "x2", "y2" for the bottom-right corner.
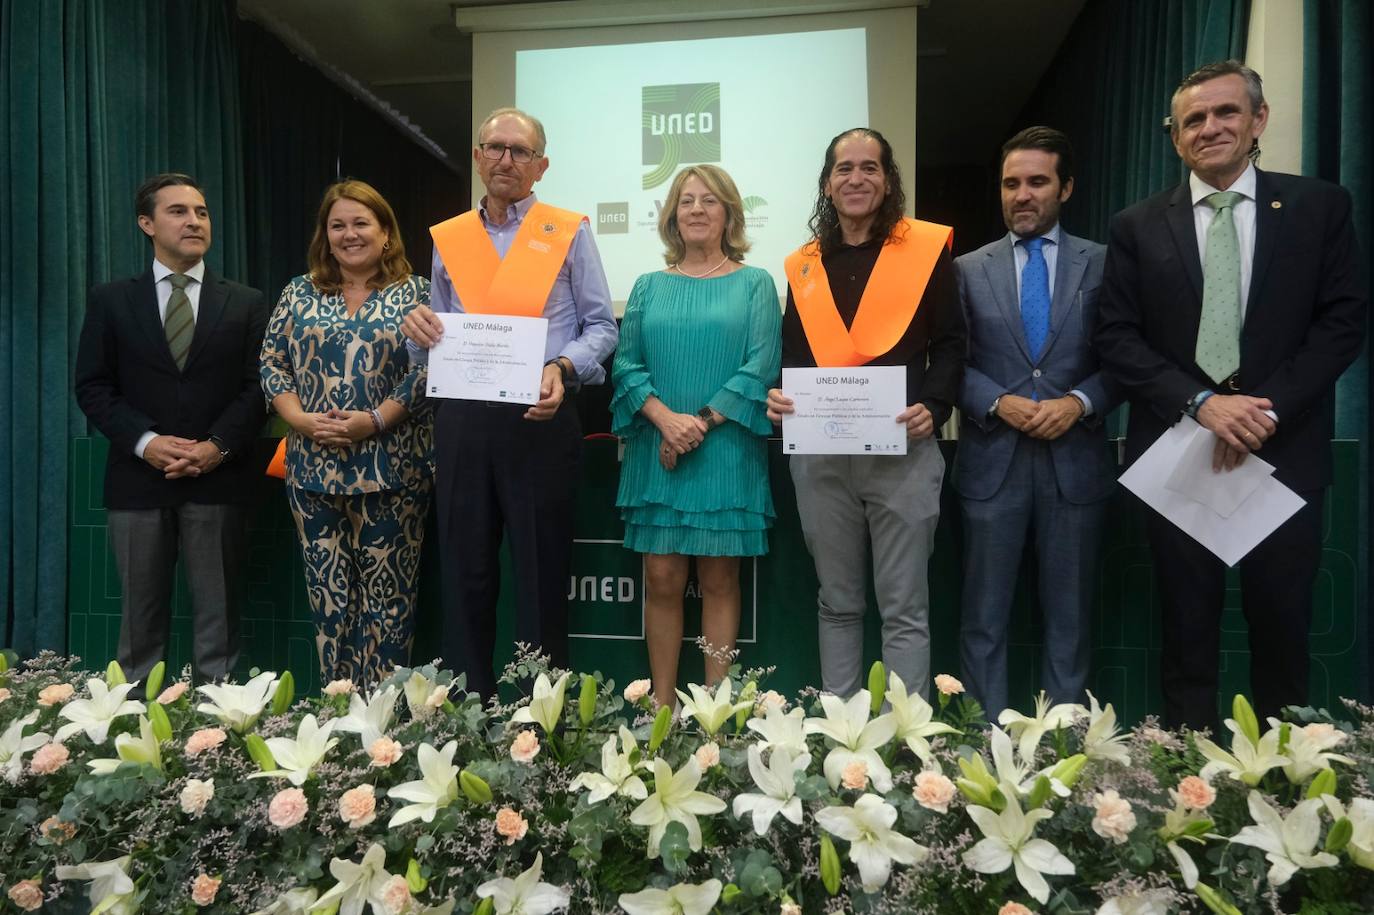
[
  {"x1": 884, "y1": 671, "x2": 958, "y2": 765},
  {"x1": 1322, "y1": 796, "x2": 1374, "y2": 870},
  {"x1": 1230, "y1": 791, "x2": 1337, "y2": 885},
  {"x1": 569, "y1": 726, "x2": 648, "y2": 804},
  {"x1": 732, "y1": 744, "x2": 809, "y2": 835},
  {"x1": 1083, "y1": 691, "x2": 1132, "y2": 766},
  {"x1": 311, "y1": 842, "x2": 395, "y2": 915},
  {"x1": 962, "y1": 781, "x2": 1075, "y2": 903},
  {"x1": 629, "y1": 756, "x2": 727, "y2": 857},
  {"x1": 674, "y1": 681, "x2": 752, "y2": 737},
  {"x1": 0, "y1": 712, "x2": 49, "y2": 783},
  {"x1": 248, "y1": 714, "x2": 339, "y2": 786},
  {"x1": 402, "y1": 671, "x2": 449, "y2": 720},
  {"x1": 997, "y1": 691, "x2": 1086, "y2": 760},
  {"x1": 1272, "y1": 718, "x2": 1353, "y2": 784},
  {"x1": 804, "y1": 690, "x2": 897, "y2": 793},
  {"x1": 511, "y1": 672, "x2": 570, "y2": 734},
  {"x1": 89, "y1": 715, "x2": 163, "y2": 775},
  {"x1": 388, "y1": 740, "x2": 460, "y2": 826},
  {"x1": 55, "y1": 856, "x2": 137, "y2": 915},
  {"x1": 1195, "y1": 719, "x2": 1290, "y2": 787},
  {"x1": 745, "y1": 704, "x2": 809, "y2": 756},
  {"x1": 618, "y1": 879, "x2": 722, "y2": 915},
  {"x1": 1165, "y1": 839, "x2": 1201, "y2": 889},
  {"x1": 53, "y1": 678, "x2": 146, "y2": 744},
  {"x1": 249, "y1": 887, "x2": 320, "y2": 915},
  {"x1": 195, "y1": 671, "x2": 278, "y2": 733},
  {"x1": 335, "y1": 686, "x2": 401, "y2": 747},
  {"x1": 1096, "y1": 890, "x2": 1170, "y2": 915},
  {"x1": 815, "y1": 793, "x2": 928, "y2": 892},
  {"x1": 476, "y1": 852, "x2": 570, "y2": 915}
]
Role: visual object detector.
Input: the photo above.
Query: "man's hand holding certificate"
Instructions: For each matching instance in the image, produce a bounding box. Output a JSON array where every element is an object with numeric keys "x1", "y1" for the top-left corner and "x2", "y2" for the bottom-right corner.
[
  {"x1": 426, "y1": 313, "x2": 548, "y2": 405},
  {"x1": 780, "y1": 365, "x2": 907, "y2": 455}
]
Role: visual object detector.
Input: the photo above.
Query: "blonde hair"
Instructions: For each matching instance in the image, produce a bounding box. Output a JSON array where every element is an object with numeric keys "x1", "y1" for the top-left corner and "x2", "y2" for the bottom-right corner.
[
  {"x1": 307, "y1": 180, "x2": 411, "y2": 293},
  {"x1": 658, "y1": 164, "x2": 751, "y2": 265}
]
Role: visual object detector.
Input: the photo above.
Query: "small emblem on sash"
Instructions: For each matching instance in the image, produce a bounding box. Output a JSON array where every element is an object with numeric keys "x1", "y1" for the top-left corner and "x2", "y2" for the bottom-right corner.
[
  {"x1": 543, "y1": 222, "x2": 557, "y2": 234},
  {"x1": 800, "y1": 263, "x2": 811, "y2": 279}
]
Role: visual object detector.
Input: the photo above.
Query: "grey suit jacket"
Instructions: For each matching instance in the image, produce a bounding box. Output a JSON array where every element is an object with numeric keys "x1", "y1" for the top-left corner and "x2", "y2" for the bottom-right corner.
[{"x1": 952, "y1": 230, "x2": 1119, "y2": 503}]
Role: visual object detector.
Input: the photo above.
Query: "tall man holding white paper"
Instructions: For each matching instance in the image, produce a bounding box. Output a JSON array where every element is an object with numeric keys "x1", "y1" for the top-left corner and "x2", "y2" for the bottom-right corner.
[
  {"x1": 403, "y1": 107, "x2": 618, "y2": 698},
  {"x1": 1096, "y1": 61, "x2": 1366, "y2": 730},
  {"x1": 767, "y1": 128, "x2": 965, "y2": 699}
]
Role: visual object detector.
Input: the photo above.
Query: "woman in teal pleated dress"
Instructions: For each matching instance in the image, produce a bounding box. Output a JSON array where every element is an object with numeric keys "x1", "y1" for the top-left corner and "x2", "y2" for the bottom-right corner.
[{"x1": 611, "y1": 164, "x2": 782, "y2": 709}]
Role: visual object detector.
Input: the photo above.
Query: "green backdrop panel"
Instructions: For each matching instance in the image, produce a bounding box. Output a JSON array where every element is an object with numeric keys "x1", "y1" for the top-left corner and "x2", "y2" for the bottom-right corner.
[{"x1": 66, "y1": 437, "x2": 1364, "y2": 722}]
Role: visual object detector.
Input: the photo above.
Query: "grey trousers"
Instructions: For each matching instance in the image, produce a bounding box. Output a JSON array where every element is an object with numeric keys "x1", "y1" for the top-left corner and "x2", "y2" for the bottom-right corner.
[
  {"x1": 790, "y1": 439, "x2": 944, "y2": 699},
  {"x1": 107, "y1": 503, "x2": 247, "y2": 683}
]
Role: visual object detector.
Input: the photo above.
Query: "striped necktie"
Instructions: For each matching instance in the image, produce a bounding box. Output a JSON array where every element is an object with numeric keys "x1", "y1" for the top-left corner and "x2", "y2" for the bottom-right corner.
[{"x1": 165, "y1": 273, "x2": 194, "y2": 370}]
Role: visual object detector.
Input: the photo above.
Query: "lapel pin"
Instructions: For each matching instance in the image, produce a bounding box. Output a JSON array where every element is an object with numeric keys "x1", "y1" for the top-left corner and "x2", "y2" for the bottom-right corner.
[{"x1": 1271, "y1": 201, "x2": 1282, "y2": 209}]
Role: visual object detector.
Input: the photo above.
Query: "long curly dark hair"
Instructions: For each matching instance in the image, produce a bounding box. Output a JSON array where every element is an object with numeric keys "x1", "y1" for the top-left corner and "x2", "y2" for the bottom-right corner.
[{"x1": 805, "y1": 127, "x2": 907, "y2": 255}]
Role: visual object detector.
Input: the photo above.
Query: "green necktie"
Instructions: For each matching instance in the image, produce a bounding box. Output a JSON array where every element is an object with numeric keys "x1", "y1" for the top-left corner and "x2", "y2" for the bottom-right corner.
[
  {"x1": 165, "y1": 273, "x2": 194, "y2": 370},
  {"x1": 1195, "y1": 190, "x2": 1245, "y2": 383}
]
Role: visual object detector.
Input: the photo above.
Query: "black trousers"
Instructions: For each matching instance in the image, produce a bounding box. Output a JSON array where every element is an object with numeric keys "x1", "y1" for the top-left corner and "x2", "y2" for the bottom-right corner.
[
  {"x1": 435, "y1": 397, "x2": 581, "y2": 698},
  {"x1": 1146, "y1": 487, "x2": 1323, "y2": 732}
]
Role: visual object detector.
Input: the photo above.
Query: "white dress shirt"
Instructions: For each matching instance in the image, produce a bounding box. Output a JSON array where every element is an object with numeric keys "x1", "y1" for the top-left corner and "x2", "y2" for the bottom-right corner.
[{"x1": 134, "y1": 258, "x2": 207, "y2": 457}]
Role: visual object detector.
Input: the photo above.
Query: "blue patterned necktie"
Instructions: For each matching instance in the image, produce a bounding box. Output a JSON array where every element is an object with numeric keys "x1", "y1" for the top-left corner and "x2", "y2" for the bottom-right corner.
[{"x1": 1020, "y1": 236, "x2": 1050, "y2": 360}]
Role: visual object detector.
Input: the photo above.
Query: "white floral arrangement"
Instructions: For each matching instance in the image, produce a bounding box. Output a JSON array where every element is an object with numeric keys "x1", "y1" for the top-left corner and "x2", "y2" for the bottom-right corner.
[{"x1": 0, "y1": 648, "x2": 1371, "y2": 914}]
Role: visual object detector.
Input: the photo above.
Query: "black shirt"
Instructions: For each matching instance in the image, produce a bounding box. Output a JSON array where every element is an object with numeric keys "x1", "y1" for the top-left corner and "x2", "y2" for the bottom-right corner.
[{"x1": 781, "y1": 236, "x2": 966, "y2": 428}]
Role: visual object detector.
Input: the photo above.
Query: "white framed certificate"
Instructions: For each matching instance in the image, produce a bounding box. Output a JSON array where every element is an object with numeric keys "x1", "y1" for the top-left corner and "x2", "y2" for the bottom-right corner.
[
  {"x1": 781, "y1": 365, "x2": 907, "y2": 455},
  {"x1": 426, "y1": 314, "x2": 548, "y2": 405}
]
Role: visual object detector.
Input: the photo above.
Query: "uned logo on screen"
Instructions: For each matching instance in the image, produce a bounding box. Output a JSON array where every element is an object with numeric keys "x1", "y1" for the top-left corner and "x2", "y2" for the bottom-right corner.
[
  {"x1": 642, "y1": 82, "x2": 721, "y2": 190},
  {"x1": 596, "y1": 202, "x2": 629, "y2": 235}
]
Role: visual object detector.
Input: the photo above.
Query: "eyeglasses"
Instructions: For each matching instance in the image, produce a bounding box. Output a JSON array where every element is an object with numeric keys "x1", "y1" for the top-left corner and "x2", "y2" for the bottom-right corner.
[{"x1": 478, "y1": 143, "x2": 540, "y2": 164}]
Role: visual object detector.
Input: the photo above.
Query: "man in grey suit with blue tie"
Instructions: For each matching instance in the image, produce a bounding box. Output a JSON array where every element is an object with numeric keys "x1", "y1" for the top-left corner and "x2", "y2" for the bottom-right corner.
[{"x1": 953, "y1": 127, "x2": 1119, "y2": 716}]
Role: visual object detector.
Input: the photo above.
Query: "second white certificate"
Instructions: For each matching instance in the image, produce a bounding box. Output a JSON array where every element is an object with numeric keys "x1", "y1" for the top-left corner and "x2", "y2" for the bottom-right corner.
[
  {"x1": 427, "y1": 314, "x2": 548, "y2": 405},
  {"x1": 781, "y1": 365, "x2": 907, "y2": 455}
]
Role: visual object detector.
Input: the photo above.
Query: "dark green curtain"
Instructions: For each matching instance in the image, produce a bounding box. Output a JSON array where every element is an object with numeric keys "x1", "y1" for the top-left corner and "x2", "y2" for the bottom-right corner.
[
  {"x1": 1303, "y1": 0, "x2": 1372, "y2": 695},
  {"x1": 0, "y1": 0, "x2": 246, "y2": 655},
  {"x1": 236, "y1": 19, "x2": 466, "y2": 305},
  {"x1": 1014, "y1": 0, "x2": 1251, "y2": 244}
]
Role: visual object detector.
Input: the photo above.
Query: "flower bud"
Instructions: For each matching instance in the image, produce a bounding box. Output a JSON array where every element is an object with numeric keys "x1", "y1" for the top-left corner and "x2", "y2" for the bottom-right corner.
[
  {"x1": 1326, "y1": 817, "x2": 1353, "y2": 854},
  {"x1": 105, "y1": 660, "x2": 127, "y2": 687},
  {"x1": 820, "y1": 833, "x2": 841, "y2": 895},
  {"x1": 460, "y1": 769, "x2": 493, "y2": 805},
  {"x1": 1050, "y1": 753, "x2": 1088, "y2": 789},
  {"x1": 271, "y1": 671, "x2": 295, "y2": 716},
  {"x1": 244, "y1": 734, "x2": 276, "y2": 772},
  {"x1": 148, "y1": 701, "x2": 173, "y2": 743},
  {"x1": 721, "y1": 883, "x2": 742, "y2": 904},
  {"x1": 1307, "y1": 768, "x2": 1337, "y2": 799},
  {"x1": 648, "y1": 704, "x2": 672, "y2": 754},
  {"x1": 578, "y1": 675, "x2": 597, "y2": 727},
  {"x1": 1026, "y1": 775, "x2": 1052, "y2": 810},
  {"x1": 406, "y1": 858, "x2": 428, "y2": 893},
  {"x1": 144, "y1": 660, "x2": 166, "y2": 701},
  {"x1": 473, "y1": 899, "x2": 495, "y2": 915},
  {"x1": 867, "y1": 662, "x2": 886, "y2": 716}
]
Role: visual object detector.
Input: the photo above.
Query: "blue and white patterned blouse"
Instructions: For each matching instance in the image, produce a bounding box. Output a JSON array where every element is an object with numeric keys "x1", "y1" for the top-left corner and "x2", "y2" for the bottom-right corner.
[{"x1": 260, "y1": 274, "x2": 432, "y2": 494}]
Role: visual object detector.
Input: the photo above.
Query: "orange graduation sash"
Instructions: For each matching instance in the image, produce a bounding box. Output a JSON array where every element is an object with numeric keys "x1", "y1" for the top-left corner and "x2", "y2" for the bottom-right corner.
[
  {"x1": 429, "y1": 201, "x2": 586, "y2": 317},
  {"x1": 784, "y1": 218, "x2": 953, "y2": 367}
]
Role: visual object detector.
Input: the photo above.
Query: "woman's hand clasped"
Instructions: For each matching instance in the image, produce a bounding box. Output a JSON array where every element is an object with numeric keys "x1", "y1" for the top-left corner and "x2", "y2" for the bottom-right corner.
[
  {"x1": 295, "y1": 409, "x2": 375, "y2": 447},
  {"x1": 654, "y1": 411, "x2": 709, "y2": 471}
]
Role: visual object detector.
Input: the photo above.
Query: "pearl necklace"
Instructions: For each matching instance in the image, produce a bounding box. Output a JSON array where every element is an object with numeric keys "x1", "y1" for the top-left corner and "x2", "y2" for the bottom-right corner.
[{"x1": 672, "y1": 255, "x2": 730, "y2": 279}]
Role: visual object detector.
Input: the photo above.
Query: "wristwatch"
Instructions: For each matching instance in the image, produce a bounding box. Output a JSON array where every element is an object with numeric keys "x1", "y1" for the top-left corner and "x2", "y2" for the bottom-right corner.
[
  {"x1": 208, "y1": 434, "x2": 231, "y2": 464},
  {"x1": 546, "y1": 357, "x2": 577, "y2": 390},
  {"x1": 697, "y1": 406, "x2": 719, "y2": 429}
]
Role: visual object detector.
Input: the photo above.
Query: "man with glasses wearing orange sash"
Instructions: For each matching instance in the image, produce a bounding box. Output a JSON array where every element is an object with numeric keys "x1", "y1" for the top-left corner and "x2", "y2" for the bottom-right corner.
[
  {"x1": 767, "y1": 128, "x2": 964, "y2": 700},
  {"x1": 403, "y1": 107, "x2": 618, "y2": 698}
]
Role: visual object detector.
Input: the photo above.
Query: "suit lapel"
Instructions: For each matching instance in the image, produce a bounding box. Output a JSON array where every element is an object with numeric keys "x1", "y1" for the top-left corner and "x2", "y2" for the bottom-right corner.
[
  {"x1": 1048, "y1": 234, "x2": 1087, "y2": 347},
  {"x1": 984, "y1": 238, "x2": 1032, "y2": 362},
  {"x1": 185, "y1": 270, "x2": 227, "y2": 371},
  {"x1": 128, "y1": 270, "x2": 177, "y2": 369},
  {"x1": 1165, "y1": 182, "x2": 1204, "y2": 306},
  {"x1": 1245, "y1": 168, "x2": 1280, "y2": 331}
]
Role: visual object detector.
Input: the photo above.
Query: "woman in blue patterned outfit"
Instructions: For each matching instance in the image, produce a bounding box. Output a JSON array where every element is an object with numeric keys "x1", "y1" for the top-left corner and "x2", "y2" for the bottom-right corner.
[{"x1": 260, "y1": 180, "x2": 432, "y2": 686}]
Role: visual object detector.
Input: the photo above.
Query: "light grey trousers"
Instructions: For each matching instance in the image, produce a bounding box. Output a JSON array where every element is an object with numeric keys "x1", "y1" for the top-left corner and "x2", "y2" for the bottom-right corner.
[
  {"x1": 107, "y1": 503, "x2": 246, "y2": 683},
  {"x1": 790, "y1": 439, "x2": 944, "y2": 699}
]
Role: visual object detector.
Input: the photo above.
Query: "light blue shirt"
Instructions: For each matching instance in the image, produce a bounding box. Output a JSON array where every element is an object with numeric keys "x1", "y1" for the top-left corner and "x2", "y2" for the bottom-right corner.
[{"x1": 414, "y1": 193, "x2": 618, "y2": 385}]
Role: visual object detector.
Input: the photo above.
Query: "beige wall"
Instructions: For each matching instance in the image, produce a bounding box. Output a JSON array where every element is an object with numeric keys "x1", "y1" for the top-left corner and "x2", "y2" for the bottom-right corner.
[{"x1": 1246, "y1": 0, "x2": 1304, "y2": 174}]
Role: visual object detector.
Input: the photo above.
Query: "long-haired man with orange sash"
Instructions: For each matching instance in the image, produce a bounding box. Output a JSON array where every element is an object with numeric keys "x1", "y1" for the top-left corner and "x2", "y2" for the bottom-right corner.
[
  {"x1": 403, "y1": 108, "x2": 618, "y2": 698},
  {"x1": 767, "y1": 128, "x2": 965, "y2": 700}
]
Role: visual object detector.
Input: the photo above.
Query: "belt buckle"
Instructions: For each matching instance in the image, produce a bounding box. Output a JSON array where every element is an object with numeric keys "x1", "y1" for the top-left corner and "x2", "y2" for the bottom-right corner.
[{"x1": 1226, "y1": 373, "x2": 1241, "y2": 392}]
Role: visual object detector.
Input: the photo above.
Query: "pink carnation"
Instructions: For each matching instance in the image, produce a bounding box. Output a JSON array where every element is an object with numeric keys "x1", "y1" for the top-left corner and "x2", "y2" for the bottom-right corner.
[
  {"x1": 379, "y1": 875, "x2": 411, "y2": 915},
  {"x1": 185, "y1": 727, "x2": 227, "y2": 756},
  {"x1": 510, "y1": 730, "x2": 541, "y2": 764},
  {"x1": 7, "y1": 880, "x2": 43, "y2": 911},
  {"x1": 1177, "y1": 775, "x2": 1216, "y2": 810},
  {"x1": 934, "y1": 674, "x2": 964, "y2": 696},
  {"x1": 913, "y1": 770, "x2": 956, "y2": 813},
  {"x1": 37, "y1": 683, "x2": 74, "y2": 707},
  {"x1": 369, "y1": 736, "x2": 403, "y2": 768},
  {"x1": 1091, "y1": 789, "x2": 1137, "y2": 844},
  {"x1": 623, "y1": 679, "x2": 651, "y2": 704},
  {"x1": 268, "y1": 787, "x2": 308, "y2": 829},
  {"x1": 694, "y1": 742, "x2": 720, "y2": 770},
  {"x1": 0, "y1": 687, "x2": 11, "y2": 704},
  {"x1": 338, "y1": 784, "x2": 377, "y2": 829},
  {"x1": 322, "y1": 679, "x2": 355, "y2": 697},
  {"x1": 840, "y1": 760, "x2": 868, "y2": 790},
  {"x1": 753, "y1": 690, "x2": 787, "y2": 716},
  {"x1": 157, "y1": 681, "x2": 189, "y2": 704},
  {"x1": 999, "y1": 904, "x2": 1035, "y2": 915},
  {"x1": 494, "y1": 806, "x2": 528, "y2": 845},
  {"x1": 40, "y1": 816, "x2": 77, "y2": 844},
  {"x1": 190, "y1": 873, "x2": 221, "y2": 906},
  {"x1": 30, "y1": 742, "x2": 69, "y2": 775}
]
